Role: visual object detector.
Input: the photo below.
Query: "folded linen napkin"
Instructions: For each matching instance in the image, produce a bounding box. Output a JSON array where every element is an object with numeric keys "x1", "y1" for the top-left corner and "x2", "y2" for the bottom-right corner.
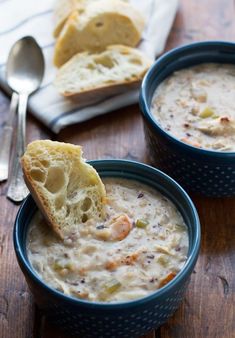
[{"x1": 0, "y1": 0, "x2": 178, "y2": 133}]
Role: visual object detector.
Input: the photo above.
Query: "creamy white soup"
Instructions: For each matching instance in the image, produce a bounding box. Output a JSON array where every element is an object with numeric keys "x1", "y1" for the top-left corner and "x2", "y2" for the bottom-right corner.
[
  {"x1": 27, "y1": 178, "x2": 188, "y2": 302},
  {"x1": 151, "y1": 63, "x2": 235, "y2": 151}
]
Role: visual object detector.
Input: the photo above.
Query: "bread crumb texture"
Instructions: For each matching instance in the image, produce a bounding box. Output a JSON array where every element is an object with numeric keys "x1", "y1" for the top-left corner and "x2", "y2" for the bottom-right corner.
[
  {"x1": 54, "y1": 45, "x2": 152, "y2": 97},
  {"x1": 54, "y1": 0, "x2": 145, "y2": 67},
  {"x1": 21, "y1": 140, "x2": 106, "y2": 238}
]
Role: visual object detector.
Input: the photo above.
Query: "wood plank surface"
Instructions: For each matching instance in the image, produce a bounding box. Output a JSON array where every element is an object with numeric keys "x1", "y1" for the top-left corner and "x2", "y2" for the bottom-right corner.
[{"x1": 0, "y1": 0, "x2": 235, "y2": 337}]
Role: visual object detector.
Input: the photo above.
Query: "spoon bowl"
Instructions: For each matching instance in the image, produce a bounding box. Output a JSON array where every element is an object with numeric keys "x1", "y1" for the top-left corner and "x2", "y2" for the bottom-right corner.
[{"x1": 6, "y1": 36, "x2": 44, "y2": 94}]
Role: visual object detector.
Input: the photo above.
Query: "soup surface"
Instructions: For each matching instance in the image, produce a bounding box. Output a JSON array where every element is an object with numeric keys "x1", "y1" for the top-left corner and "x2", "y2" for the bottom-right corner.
[
  {"x1": 27, "y1": 178, "x2": 188, "y2": 302},
  {"x1": 151, "y1": 63, "x2": 235, "y2": 151}
]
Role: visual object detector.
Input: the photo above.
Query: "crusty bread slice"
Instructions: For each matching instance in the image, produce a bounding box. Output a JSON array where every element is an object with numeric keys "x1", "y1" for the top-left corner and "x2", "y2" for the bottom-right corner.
[
  {"x1": 53, "y1": 0, "x2": 145, "y2": 67},
  {"x1": 54, "y1": 45, "x2": 152, "y2": 101},
  {"x1": 21, "y1": 140, "x2": 106, "y2": 239},
  {"x1": 53, "y1": 0, "x2": 129, "y2": 38}
]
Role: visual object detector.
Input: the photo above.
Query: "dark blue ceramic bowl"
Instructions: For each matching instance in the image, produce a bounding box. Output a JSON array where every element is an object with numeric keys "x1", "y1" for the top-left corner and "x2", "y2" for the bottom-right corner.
[
  {"x1": 14, "y1": 160, "x2": 200, "y2": 338},
  {"x1": 140, "y1": 41, "x2": 235, "y2": 197}
]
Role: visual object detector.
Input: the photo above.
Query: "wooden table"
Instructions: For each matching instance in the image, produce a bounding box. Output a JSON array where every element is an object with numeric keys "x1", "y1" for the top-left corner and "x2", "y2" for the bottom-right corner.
[{"x1": 0, "y1": 0, "x2": 235, "y2": 337}]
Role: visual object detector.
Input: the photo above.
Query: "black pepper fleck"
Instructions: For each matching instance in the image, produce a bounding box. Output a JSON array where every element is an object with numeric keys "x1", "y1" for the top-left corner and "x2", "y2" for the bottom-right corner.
[
  {"x1": 96, "y1": 225, "x2": 106, "y2": 230},
  {"x1": 137, "y1": 192, "x2": 144, "y2": 198}
]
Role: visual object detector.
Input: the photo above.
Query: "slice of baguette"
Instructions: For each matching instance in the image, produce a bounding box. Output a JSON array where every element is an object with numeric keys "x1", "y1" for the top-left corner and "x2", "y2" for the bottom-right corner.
[
  {"x1": 53, "y1": 0, "x2": 129, "y2": 38},
  {"x1": 54, "y1": 0, "x2": 145, "y2": 67},
  {"x1": 54, "y1": 45, "x2": 152, "y2": 102},
  {"x1": 21, "y1": 140, "x2": 106, "y2": 239}
]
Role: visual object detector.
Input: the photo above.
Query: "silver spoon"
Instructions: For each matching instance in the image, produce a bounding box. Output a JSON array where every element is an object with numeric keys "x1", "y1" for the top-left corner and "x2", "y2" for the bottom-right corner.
[{"x1": 6, "y1": 36, "x2": 45, "y2": 202}]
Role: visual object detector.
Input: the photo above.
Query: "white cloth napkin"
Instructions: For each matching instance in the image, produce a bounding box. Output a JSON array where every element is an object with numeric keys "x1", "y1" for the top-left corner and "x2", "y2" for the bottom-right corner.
[{"x1": 0, "y1": 0, "x2": 178, "y2": 133}]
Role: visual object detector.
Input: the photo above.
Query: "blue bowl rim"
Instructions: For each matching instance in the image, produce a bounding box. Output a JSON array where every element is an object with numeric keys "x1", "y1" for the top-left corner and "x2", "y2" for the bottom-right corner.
[
  {"x1": 140, "y1": 40, "x2": 235, "y2": 157},
  {"x1": 13, "y1": 159, "x2": 200, "y2": 310}
]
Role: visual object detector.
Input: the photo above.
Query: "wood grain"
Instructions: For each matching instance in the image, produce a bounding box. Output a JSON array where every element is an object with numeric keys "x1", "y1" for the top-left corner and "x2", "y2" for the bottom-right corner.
[{"x1": 0, "y1": 0, "x2": 235, "y2": 337}]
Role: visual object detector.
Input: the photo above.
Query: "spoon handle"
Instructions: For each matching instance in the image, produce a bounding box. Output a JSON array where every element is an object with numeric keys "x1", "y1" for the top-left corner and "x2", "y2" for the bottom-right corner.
[
  {"x1": 0, "y1": 92, "x2": 18, "y2": 182},
  {"x1": 7, "y1": 93, "x2": 29, "y2": 202}
]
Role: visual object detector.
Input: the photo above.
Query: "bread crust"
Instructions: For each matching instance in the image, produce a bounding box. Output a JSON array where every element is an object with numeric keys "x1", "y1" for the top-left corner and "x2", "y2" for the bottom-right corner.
[
  {"x1": 21, "y1": 140, "x2": 106, "y2": 239},
  {"x1": 61, "y1": 80, "x2": 143, "y2": 106},
  {"x1": 53, "y1": 0, "x2": 78, "y2": 38}
]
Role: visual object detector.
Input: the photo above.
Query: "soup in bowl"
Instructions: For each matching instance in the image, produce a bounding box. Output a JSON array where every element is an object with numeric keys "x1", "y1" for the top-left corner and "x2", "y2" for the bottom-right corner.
[
  {"x1": 14, "y1": 159, "x2": 200, "y2": 337},
  {"x1": 140, "y1": 41, "x2": 235, "y2": 197}
]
